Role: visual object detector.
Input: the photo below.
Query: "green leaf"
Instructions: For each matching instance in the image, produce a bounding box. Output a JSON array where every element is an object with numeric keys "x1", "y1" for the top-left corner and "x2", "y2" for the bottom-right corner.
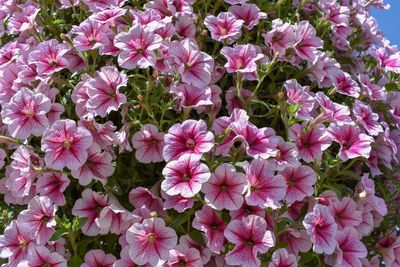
[
  {"x1": 287, "y1": 103, "x2": 301, "y2": 116},
  {"x1": 68, "y1": 256, "x2": 83, "y2": 267},
  {"x1": 189, "y1": 230, "x2": 206, "y2": 247},
  {"x1": 385, "y1": 82, "x2": 399, "y2": 92},
  {"x1": 169, "y1": 214, "x2": 188, "y2": 228},
  {"x1": 50, "y1": 228, "x2": 68, "y2": 241}
]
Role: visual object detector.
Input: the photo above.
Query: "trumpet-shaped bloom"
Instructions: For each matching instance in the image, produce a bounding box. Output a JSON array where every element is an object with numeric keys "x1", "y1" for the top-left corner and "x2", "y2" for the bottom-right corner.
[
  {"x1": 264, "y1": 19, "x2": 296, "y2": 56},
  {"x1": 163, "y1": 119, "x2": 214, "y2": 162},
  {"x1": 268, "y1": 248, "x2": 297, "y2": 267},
  {"x1": 161, "y1": 154, "x2": 211, "y2": 198},
  {"x1": 244, "y1": 158, "x2": 286, "y2": 209},
  {"x1": 126, "y1": 217, "x2": 177, "y2": 266},
  {"x1": 36, "y1": 173, "x2": 70, "y2": 206},
  {"x1": 170, "y1": 84, "x2": 213, "y2": 110},
  {"x1": 315, "y1": 92, "x2": 351, "y2": 124},
  {"x1": 353, "y1": 100, "x2": 383, "y2": 136},
  {"x1": 204, "y1": 12, "x2": 243, "y2": 44},
  {"x1": 23, "y1": 245, "x2": 67, "y2": 267},
  {"x1": 131, "y1": 124, "x2": 165, "y2": 164},
  {"x1": 328, "y1": 197, "x2": 362, "y2": 230},
  {"x1": 81, "y1": 249, "x2": 116, "y2": 267},
  {"x1": 331, "y1": 71, "x2": 360, "y2": 98},
  {"x1": 41, "y1": 119, "x2": 93, "y2": 170},
  {"x1": 269, "y1": 137, "x2": 299, "y2": 171},
  {"x1": 303, "y1": 204, "x2": 337, "y2": 254},
  {"x1": 202, "y1": 163, "x2": 248, "y2": 210},
  {"x1": 1, "y1": 88, "x2": 51, "y2": 140},
  {"x1": 224, "y1": 215, "x2": 275, "y2": 267},
  {"x1": 279, "y1": 165, "x2": 317, "y2": 203},
  {"x1": 168, "y1": 244, "x2": 202, "y2": 267},
  {"x1": 229, "y1": 4, "x2": 267, "y2": 30},
  {"x1": 71, "y1": 18, "x2": 111, "y2": 52},
  {"x1": 284, "y1": 79, "x2": 315, "y2": 120},
  {"x1": 294, "y1": 21, "x2": 323, "y2": 62},
  {"x1": 114, "y1": 23, "x2": 162, "y2": 69},
  {"x1": 86, "y1": 66, "x2": 127, "y2": 117},
  {"x1": 192, "y1": 206, "x2": 226, "y2": 253}
]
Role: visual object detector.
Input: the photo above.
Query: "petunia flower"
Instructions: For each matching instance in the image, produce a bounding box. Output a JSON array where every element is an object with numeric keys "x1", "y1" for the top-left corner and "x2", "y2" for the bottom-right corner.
[
  {"x1": 225, "y1": 86, "x2": 254, "y2": 113},
  {"x1": 161, "y1": 189, "x2": 194, "y2": 213},
  {"x1": 279, "y1": 165, "x2": 317, "y2": 203},
  {"x1": 7, "y1": 4, "x2": 39, "y2": 34},
  {"x1": 224, "y1": 215, "x2": 275, "y2": 267},
  {"x1": 315, "y1": 91, "x2": 351, "y2": 125},
  {"x1": 229, "y1": 3, "x2": 267, "y2": 30},
  {"x1": 126, "y1": 217, "x2": 177, "y2": 266},
  {"x1": 129, "y1": 187, "x2": 164, "y2": 214},
  {"x1": 161, "y1": 154, "x2": 211, "y2": 198},
  {"x1": 284, "y1": 79, "x2": 315, "y2": 120},
  {"x1": 192, "y1": 205, "x2": 226, "y2": 254},
  {"x1": 78, "y1": 119, "x2": 117, "y2": 148},
  {"x1": 86, "y1": 66, "x2": 128, "y2": 117},
  {"x1": 294, "y1": 20, "x2": 323, "y2": 62},
  {"x1": 18, "y1": 196, "x2": 57, "y2": 245},
  {"x1": 28, "y1": 39, "x2": 69, "y2": 76},
  {"x1": 264, "y1": 19, "x2": 296, "y2": 56},
  {"x1": 163, "y1": 119, "x2": 214, "y2": 162},
  {"x1": 114, "y1": 23, "x2": 162, "y2": 69},
  {"x1": 303, "y1": 204, "x2": 337, "y2": 255},
  {"x1": 268, "y1": 248, "x2": 297, "y2": 267},
  {"x1": 328, "y1": 197, "x2": 362, "y2": 230},
  {"x1": 36, "y1": 173, "x2": 70, "y2": 206},
  {"x1": 327, "y1": 123, "x2": 374, "y2": 161},
  {"x1": 41, "y1": 119, "x2": 93, "y2": 170},
  {"x1": 278, "y1": 228, "x2": 312, "y2": 255},
  {"x1": 23, "y1": 245, "x2": 67, "y2": 267},
  {"x1": 179, "y1": 235, "x2": 211, "y2": 265},
  {"x1": 243, "y1": 158, "x2": 286, "y2": 209},
  {"x1": 1, "y1": 87, "x2": 51, "y2": 140},
  {"x1": 71, "y1": 18, "x2": 112, "y2": 52},
  {"x1": 81, "y1": 249, "x2": 116, "y2": 267},
  {"x1": 168, "y1": 39, "x2": 214, "y2": 88},
  {"x1": 202, "y1": 163, "x2": 248, "y2": 210},
  {"x1": 167, "y1": 244, "x2": 202, "y2": 267},
  {"x1": 229, "y1": 203, "x2": 266, "y2": 220},
  {"x1": 268, "y1": 137, "x2": 299, "y2": 171},
  {"x1": 358, "y1": 74, "x2": 386, "y2": 101},
  {"x1": 170, "y1": 84, "x2": 213, "y2": 111},
  {"x1": 204, "y1": 12, "x2": 244, "y2": 44},
  {"x1": 331, "y1": 71, "x2": 360, "y2": 98},
  {"x1": 352, "y1": 100, "x2": 383, "y2": 136}
]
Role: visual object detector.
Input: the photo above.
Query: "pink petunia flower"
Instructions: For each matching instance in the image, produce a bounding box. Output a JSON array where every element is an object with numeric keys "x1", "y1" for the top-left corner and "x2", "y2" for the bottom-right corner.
[
  {"x1": 224, "y1": 215, "x2": 275, "y2": 267},
  {"x1": 78, "y1": 119, "x2": 117, "y2": 148},
  {"x1": 23, "y1": 245, "x2": 67, "y2": 267},
  {"x1": 284, "y1": 79, "x2": 315, "y2": 120},
  {"x1": 129, "y1": 187, "x2": 164, "y2": 214},
  {"x1": 18, "y1": 196, "x2": 57, "y2": 245},
  {"x1": 71, "y1": 74, "x2": 91, "y2": 118},
  {"x1": 202, "y1": 163, "x2": 248, "y2": 210},
  {"x1": 243, "y1": 158, "x2": 286, "y2": 209},
  {"x1": 1, "y1": 87, "x2": 51, "y2": 140},
  {"x1": 161, "y1": 154, "x2": 211, "y2": 198},
  {"x1": 114, "y1": 23, "x2": 162, "y2": 69},
  {"x1": 71, "y1": 18, "x2": 112, "y2": 52},
  {"x1": 229, "y1": 3, "x2": 267, "y2": 30},
  {"x1": 28, "y1": 39, "x2": 69, "y2": 76},
  {"x1": 358, "y1": 74, "x2": 386, "y2": 101},
  {"x1": 294, "y1": 20, "x2": 323, "y2": 62},
  {"x1": 126, "y1": 217, "x2": 177, "y2": 266},
  {"x1": 225, "y1": 86, "x2": 254, "y2": 113},
  {"x1": 170, "y1": 84, "x2": 213, "y2": 111},
  {"x1": 264, "y1": 19, "x2": 296, "y2": 57},
  {"x1": 315, "y1": 91, "x2": 351, "y2": 125},
  {"x1": 163, "y1": 119, "x2": 214, "y2": 162},
  {"x1": 303, "y1": 204, "x2": 337, "y2": 254},
  {"x1": 81, "y1": 249, "x2": 116, "y2": 267},
  {"x1": 204, "y1": 12, "x2": 244, "y2": 44},
  {"x1": 192, "y1": 205, "x2": 226, "y2": 254},
  {"x1": 289, "y1": 122, "x2": 332, "y2": 163},
  {"x1": 168, "y1": 39, "x2": 214, "y2": 88},
  {"x1": 268, "y1": 248, "x2": 297, "y2": 267},
  {"x1": 328, "y1": 197, "x2": 362, "y2": 230},
  {"x1": 36, "y1": 173, "x2": 70, "y2": 206},
  {"x1": 161, "y1": 189, "x2": 195, "y2": 213},
  {"x1": 279, "y1": 165, "x2": 317, "y2": 203},
  {"x1": 268, "y1": 137, "x2": 299, "y2": 171},
  {"x1": 331, "y1": 71, "x2": 360, "y2": 98},
  {"x1": 229, "y1": 203, "x2": 266, "y2": 221},
  {"x1": 324, "y1": 227, "x2": 367, "y2": 267},
  {"x1": 327, "y1": 123, "x2": 374, "y2": 161},
  {"x1": 71, "y1": 189, "x2": 108, "y2": 236},
  {"x1": 7, "y1": 4, "x2": 39, "y2": 34},
  {"x1": 86, "y1": 66, "x2": 127, "y2": 117},
  {"x1": 220, "y1": 44, "x2": 264, "y2": 81},
  {"x1": 0, "y1": 220, "x2": 35, "y2": 266},
  {"x1": 179, "y1": 235, "x2": 211, "y2": 265},
  {"x1": 168, "y1": 244, "x2": 203, "y2": 267},
  {"x1": 352, "y1": 100, "x2": 383, "y2": 136},
  {"x1": 278, "y1": 228, "x2": 312, "y2": 255},
  {"x1": 71, "y1": 143, "x2": 114, "y2": 186},
  {"x1": 41, "y1": 119, "x2": 93, "y2": 170}
]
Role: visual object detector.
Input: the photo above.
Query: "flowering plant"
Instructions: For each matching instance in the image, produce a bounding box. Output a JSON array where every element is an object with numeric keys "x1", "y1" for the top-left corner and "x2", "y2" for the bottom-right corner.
[{"x1": 0, "y1": 0, "x2": 400, "y2": 266}]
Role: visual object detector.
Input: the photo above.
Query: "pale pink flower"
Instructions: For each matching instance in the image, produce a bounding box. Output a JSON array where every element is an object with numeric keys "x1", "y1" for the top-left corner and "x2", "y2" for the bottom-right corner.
[
  {"x1": 114, "y1": 246, "x2": 139, "y2": 267},
  {"x1": 131, "y1": 124, "x2": 164, "y2": 163},
  {"x1": 0, "y1": 220, "x2": 35, "y2": 266},
  {"x1": 284, "y1": 79, "x2": 315, "y2": 120},
  {"x1": 28, "y1": 39, "x2": 69, "y2": 76},
  {"x1": 204, "y1": 12, "x2": 243, "y2": 44},
  {"x1": 192, "y1": 206, "x2": 226, "y2": 254},
  {"x1": 0, "y1": 148, "x2": 6, "y2": 169},
  {"x1": 224, "y1": 215, "x2": 275, "y2": 267},
  {"x1": 129, "y1": 187, "x2": 164, "y2": 213},
  {"x1": 161, "y1": 189, "x2": 194, "y2": 213},
  {"x1": 279, "y1": 165, "x2": 316, "y2": 203},
  {"x1": 71, "y1": 189, "x2": 108, "y2": 236},
  {"x1": 229, "y1": 203, "x2": 265, "y2": 220},
  {"x1": 18, "y1": 196, "x2": 56, "y2": 245},
  {"x1": 225, "y1": 0, "x2": 248, "y2": 4},
  {"x1": 315, "y1": 91, "x2": 351, "y2": 124},
  {"x1": 71, "y1": 143, "x2": 114, "y2": 185},
  {"x1": 220, "y1": 44, "x2": 264, "y2": 81},
  {"x1": 7, "y1": 4, "x2": 39, "y2": 34},
  {"x1": 212, "y1": 108, "x2": 249, "y2": 135},
  {"x1": 82, "y1": 249, "x2": 116, "y2": 267},
  {"x1": 225, "y1": 86, "x2": 254, "y2": 113},
  {"x1": 41, "y1": 119, "x2": 93, "y2": 170},
  {"x1": 168, "y1": 244, "x2": 202, "y2": 267},
  {"x1": 331, "y1": 71, "x2": 360, "y2": 98},
  {"x1": 171, "y1": 84, "x2": 213, "y2": 110},
  {"x1": 264, "y1": 19, "x2": 296, "y2": 56},
  {"x1": 289, "y1": 122, "x2": 332, "y2": 163},
  {"x1": 175, "y1": 15, "x2": 196, "y2": 38},
  {"x1": 244, "y1": 158, "x2": 286, "y2": 209},
  {"x1": 23, "y1": 245, "x2": 67, "y2": 267},
  {"x1": 229, "y1": 3, "x2": 267, "y2": 30},
  {"x1": 375, "y1": 232, "x2": 400, "y2": 266},
  {"x1": 0, "y1": 63, "x2": 20, "y2": 105},
  {"x1": 71, "y1": 18, "x2": 112, "y2": 52},
  {"x1": 294, "y1": 20, "x2": 323, "y2": 62},
  {"x1": 303, "y1": 204, "x2": 337, "y2": 254},
  {"x1": 1, "y1": 88, "x2": 51, "y2": 140},
  {"x1": 328, "y1": 197, "x2": 362, "y2": 230},
  {"x1": 327, "y1": 123, "x2": 374, "y2": 161},
  {"x1": 91, "y1": 8, "x2": 126, "y2": 27},
  {"x1": 168, "y1": 39, "x2": 214, "y2": 88},
  {"x1": 179, "y1": 235, "x2": 211, "y2": 265},
  {"x1": 163, "y1": 119, "x2": 214, "y2": 162},
  {"x1": 268, "y1": 137, "x2": 299, "y2": 171},
  {"x1": 278, "y1": 228, "x2": 312, "y2": 255},
  {"x1": 86, "y1": 66, "x2": 128, "y2": 117},
  {"x1": 126, "y1": 217, "x2": 177, "y2": 266},
  {"x1": 268, "y1": 248, "x2": 297, "y2": 267},
  {"x1": 36, "y1": 173, "x2": 70, "y2": 206},
  {"x1": 114, "y1": 23, "x2": 162, "y2": 69},
  {"x1": 71, "y1": 74, "x2": 91, "y2": 118},
  {"x1": 202, "y1": 163, "x2": 248, "y2": 210},
  {"x1": 352, "y1": 100, "x2": 383, "y2": 136},
  {"x1": 161, "y1": 154, "x2": 210, "y2": 198}
]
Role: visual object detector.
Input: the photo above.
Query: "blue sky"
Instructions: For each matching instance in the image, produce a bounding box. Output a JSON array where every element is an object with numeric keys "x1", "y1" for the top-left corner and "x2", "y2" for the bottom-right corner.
[{"x1": 372, "y1": 0, "x2": 400, "y2": 46}]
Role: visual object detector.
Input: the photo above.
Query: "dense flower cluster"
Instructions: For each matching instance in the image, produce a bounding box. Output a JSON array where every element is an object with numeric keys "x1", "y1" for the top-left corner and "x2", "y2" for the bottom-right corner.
[{"x1": 0, "y1": 0, "x2": 399, "y2": 266}]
